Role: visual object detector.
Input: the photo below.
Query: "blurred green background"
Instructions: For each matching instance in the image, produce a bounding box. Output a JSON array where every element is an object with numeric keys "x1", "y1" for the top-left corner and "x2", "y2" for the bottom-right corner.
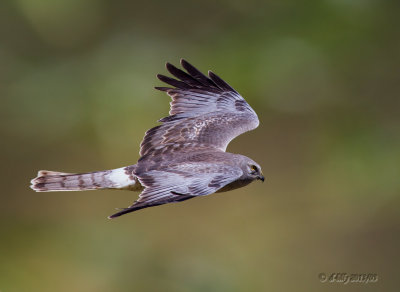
[{"x1": 1, "y1": 0, "x2": 399, "y2": 291}]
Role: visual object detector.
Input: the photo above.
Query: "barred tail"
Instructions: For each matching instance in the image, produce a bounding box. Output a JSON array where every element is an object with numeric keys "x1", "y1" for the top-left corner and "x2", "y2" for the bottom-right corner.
[{"x1": 30, "y1": 166, "x2": 142, "y2": 192}]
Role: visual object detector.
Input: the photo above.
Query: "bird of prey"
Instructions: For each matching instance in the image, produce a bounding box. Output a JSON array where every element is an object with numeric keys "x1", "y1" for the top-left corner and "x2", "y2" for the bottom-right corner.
[{"x1": 30, "y1": 59, "x2": 264, "y2": 218}]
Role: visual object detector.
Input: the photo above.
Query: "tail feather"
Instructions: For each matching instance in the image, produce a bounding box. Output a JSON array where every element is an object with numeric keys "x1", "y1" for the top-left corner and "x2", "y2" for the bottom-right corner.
[
  {"x1": 37, "y1": 170, "x2": 72, "y2": 176},
  {"x1": 30, "y1": 166, "x2": 142, "y2": 192}
]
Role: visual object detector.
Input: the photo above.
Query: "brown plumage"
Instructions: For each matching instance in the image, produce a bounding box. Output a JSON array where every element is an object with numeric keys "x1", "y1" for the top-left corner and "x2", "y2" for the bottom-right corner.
[{"x1": 30, "y1": 59, "x2": 264, "y2": 218}]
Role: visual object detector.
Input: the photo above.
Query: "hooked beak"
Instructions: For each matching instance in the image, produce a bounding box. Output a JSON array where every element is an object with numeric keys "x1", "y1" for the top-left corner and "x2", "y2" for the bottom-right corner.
[{"x1": 258, "y1": 172, "x2": 265, "y2": 182}]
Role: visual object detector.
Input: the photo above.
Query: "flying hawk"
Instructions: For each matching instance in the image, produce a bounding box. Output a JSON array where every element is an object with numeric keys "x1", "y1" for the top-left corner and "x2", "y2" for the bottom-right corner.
[{"x1": 30, "y1": 59, "x2": 264, "y2": 218}]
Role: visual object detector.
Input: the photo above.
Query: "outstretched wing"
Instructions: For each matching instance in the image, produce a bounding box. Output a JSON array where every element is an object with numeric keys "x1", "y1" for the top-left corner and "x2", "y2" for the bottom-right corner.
[
  {"x1": 139, "y1": 59, "x2": 259, "y2": 158},
  {"x1": 108, "y1": 163, "x2": 243, "y2": 218}
]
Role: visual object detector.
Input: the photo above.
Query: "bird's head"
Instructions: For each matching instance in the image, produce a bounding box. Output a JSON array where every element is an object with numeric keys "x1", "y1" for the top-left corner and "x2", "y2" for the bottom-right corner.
[{"x1": 239, "y1": 156, "x2": 264, "y2": 182}]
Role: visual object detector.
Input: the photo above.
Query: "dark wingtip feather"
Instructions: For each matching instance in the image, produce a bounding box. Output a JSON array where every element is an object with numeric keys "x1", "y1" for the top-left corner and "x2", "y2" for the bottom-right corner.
[
  {"x1": 181, "y1": 60, "x2": 218, "y2": 88},
  {"x1": 208, "y1": 70, "x2": 237, "y2": 92},
  {"x1": 108, "y1": 208, "x2": 131, "y2": 219},
  {"x1": 166, "y1": 61, "x2": 202, "y2": 87},
  {"x1": 180, "y1": 59, "x2": 200, "y2": 75},
  {"x1": 157, "y1": 74, "x2": 189, "y2": 89},
  {"x1": 108, "y1": 203, "x2": 151, "y2": 218},
  {"x1": 165, "y1": 62, "x2": 174, "y2": 71},
  {"x1": 157, "y1": 59, "x2": 237, "y2": 97},
  {"x1": 154, "y1": 86, "x2": 172, "y2": 91},
  {"x1": 180, "y1": 58, "x2": 189, "y2": 67}
]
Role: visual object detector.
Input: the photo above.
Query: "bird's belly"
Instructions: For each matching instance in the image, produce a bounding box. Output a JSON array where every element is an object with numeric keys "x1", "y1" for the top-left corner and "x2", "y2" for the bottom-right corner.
[{"x1": 216, "y1": 179, "x2": 252, "y2": 193}]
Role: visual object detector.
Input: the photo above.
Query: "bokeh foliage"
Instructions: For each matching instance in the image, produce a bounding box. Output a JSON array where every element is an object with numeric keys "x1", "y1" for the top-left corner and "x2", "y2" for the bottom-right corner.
[{"x1": 0, "y1": 0, "x2": 399, "y2": 291}]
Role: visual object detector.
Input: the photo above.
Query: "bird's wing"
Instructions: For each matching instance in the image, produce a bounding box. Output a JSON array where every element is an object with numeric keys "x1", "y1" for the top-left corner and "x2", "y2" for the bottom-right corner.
[
  {"x1": 108, "y1": 163, "x2": 242, "y2": 218},
  {"x1": 139, "y1": 59, "x2": 259, "y2": 158}
]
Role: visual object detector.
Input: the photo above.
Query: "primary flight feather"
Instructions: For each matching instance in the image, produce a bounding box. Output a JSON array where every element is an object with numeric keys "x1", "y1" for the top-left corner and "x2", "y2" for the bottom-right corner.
[{"x1": 30, "y1": 59, "x2": 264, "y2": 218}]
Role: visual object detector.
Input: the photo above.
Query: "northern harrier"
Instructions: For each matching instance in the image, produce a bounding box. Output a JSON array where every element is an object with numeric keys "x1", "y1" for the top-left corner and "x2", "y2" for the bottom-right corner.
[{"x1": 30, "y1": 60, "x2": 264, "y2": 218}]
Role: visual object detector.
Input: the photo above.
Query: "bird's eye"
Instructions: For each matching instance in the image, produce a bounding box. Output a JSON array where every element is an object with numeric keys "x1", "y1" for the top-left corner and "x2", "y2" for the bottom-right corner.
[{"x1": 250, "y1": 165, "x2": 258, "y2": 174}]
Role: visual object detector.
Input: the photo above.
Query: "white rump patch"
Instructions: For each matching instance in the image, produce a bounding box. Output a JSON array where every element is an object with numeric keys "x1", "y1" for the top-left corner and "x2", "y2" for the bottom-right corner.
[{"x1": 108, "y1": 167, "x2": 139, "y2": 190}]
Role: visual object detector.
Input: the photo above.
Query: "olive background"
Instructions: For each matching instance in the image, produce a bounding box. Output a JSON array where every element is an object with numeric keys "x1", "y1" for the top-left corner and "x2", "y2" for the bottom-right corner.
[{"x1": 0, "y1": 0, "x2": 399, "y2": 291}]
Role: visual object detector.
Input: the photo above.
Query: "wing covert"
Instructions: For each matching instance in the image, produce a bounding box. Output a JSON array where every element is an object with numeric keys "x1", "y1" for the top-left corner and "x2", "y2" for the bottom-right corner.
[{"x1": 108, "y1": 163, "x2": 243, "y2": 218}]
